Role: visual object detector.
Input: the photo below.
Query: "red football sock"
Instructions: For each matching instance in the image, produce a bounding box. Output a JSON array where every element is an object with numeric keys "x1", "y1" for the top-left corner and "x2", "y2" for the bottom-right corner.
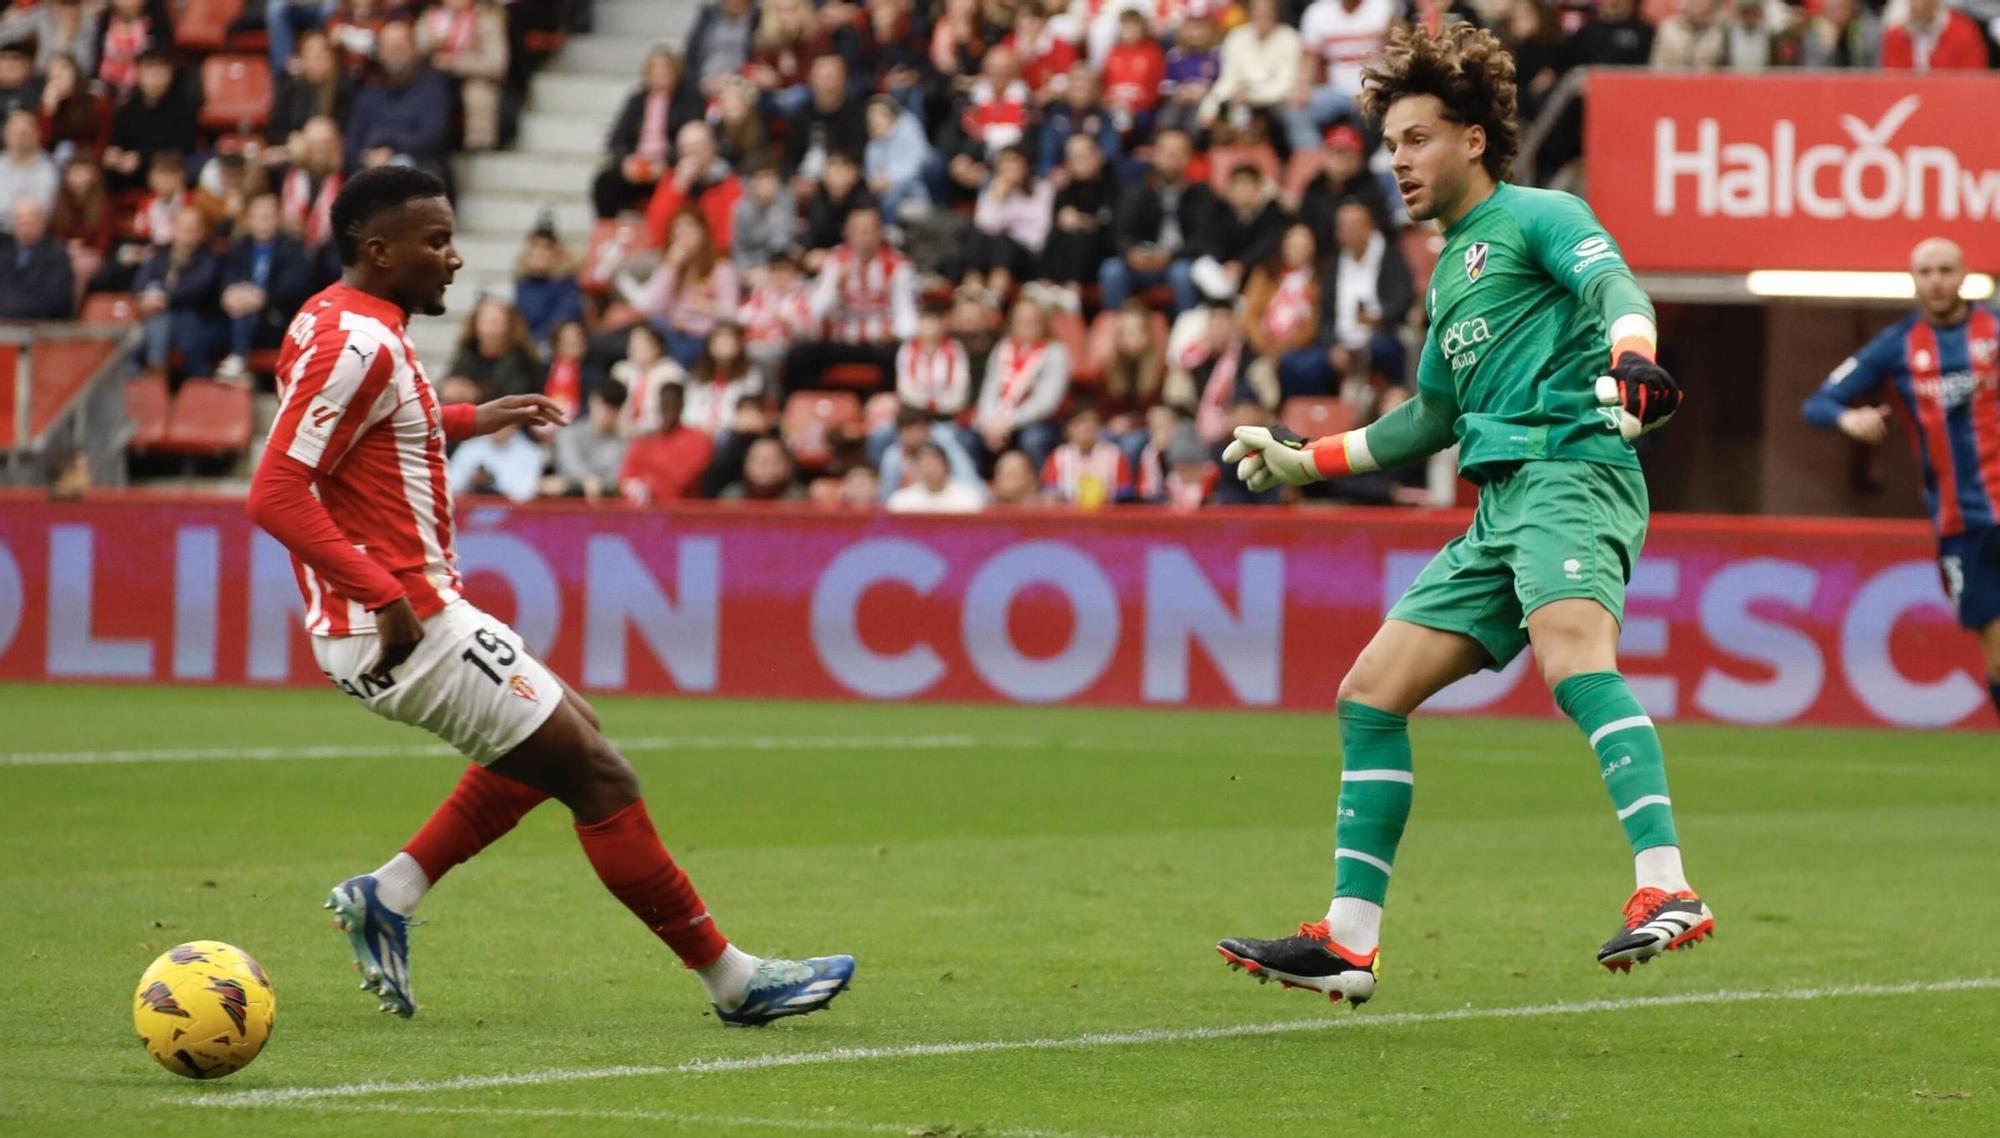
[
  {"x1": 401, "y1": 764, "x2": 550, "y2": 883},
  {"x1": 575, "y1": 800, "x2": 729, "y2": 969}
]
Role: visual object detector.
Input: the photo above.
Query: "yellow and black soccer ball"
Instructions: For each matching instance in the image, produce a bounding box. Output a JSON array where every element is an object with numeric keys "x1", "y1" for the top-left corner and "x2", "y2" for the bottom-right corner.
[{"x1": 133, "y1": 940, "x2": 276, "y2": 1080}]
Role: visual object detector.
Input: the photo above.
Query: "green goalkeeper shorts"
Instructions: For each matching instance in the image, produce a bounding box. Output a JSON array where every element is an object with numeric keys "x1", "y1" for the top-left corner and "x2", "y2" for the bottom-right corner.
[{"x1": 1387, "y1": 459, "x2": 1649, "y2": 670}]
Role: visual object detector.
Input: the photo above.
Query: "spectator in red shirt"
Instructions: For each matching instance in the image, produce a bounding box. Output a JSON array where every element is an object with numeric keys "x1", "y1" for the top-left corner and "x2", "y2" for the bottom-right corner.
[
  {"x1": 620, "y1": 382, "x2": 716, "y2": 504},
  {"x1": 644, "y1": 120, "x2": 743, "y2": 252},
  {"x1": 1881, "y1": 0, "x2": 1992, "y2": 70},
  {"x1": 1101, "y1": 9, "x2": 1165, "y2": 135},
  {"x1": 1007, "y1": 7, "x2": 1077, "y2": 103}
]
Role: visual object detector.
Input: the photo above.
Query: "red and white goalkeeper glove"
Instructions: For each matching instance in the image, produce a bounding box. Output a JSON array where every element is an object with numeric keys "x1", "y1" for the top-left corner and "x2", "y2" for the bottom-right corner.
[{"x1": 1595, "y1": 350, "x2": 1682, "y2": 440}]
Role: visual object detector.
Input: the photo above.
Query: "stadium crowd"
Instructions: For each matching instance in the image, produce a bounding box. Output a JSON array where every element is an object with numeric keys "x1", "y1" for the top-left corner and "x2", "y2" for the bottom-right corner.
[{"x1": 0, "y1": 0, "x2": 1994, "y2": 508}]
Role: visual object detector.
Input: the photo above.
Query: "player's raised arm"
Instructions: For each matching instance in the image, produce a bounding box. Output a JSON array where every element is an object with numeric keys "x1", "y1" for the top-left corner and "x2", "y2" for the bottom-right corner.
[
  {"x1": 1224, "y1": 336, "x2": 1461, "y2": 492},
  {"x1": 1802, "y1": 328, "x2": 1900, "y2": 445}
]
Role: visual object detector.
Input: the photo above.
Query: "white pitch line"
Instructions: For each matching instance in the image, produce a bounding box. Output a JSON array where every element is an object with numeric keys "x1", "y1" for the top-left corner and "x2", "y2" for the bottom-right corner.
[
  {"x1": 0, "y1": 735, "x2": 988, "y2": 767},
  {"x1": 190, "y1": 976, "x2": 2000, "y2": 1109},
  {"x1": 234, "y1": 1101, "x2": 1126, "y2": 1138}
]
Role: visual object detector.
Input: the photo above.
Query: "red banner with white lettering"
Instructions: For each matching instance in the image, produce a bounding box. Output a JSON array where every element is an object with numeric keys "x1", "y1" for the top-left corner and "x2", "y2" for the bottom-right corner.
[
  {"x1": 1585, "y1": 71, "x2": 2000, "y2": 273},
  {"x1": 0, "y1": 499, "x2": 1990, "y2": 728}
]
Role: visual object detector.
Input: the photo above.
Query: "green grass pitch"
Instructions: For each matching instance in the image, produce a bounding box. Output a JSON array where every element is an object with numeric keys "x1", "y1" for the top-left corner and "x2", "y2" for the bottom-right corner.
[{"x1": 1, "y1": 683, "x2": 1995, "y2": 1136}]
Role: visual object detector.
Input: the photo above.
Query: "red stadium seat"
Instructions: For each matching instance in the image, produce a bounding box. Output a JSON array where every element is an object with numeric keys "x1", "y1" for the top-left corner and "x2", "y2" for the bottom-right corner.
[
  {"x1": 1050, "y1": 309, "x2": 1088, "y2": 385},
  {"x1": 1282, "y1": 150, "x2": 1322, "y2": 204},
  {"x1": 124, "y1": 373, "x2": 170, "y2": 452},
  {"x1": 160, "y1": 379, "x2": 254, "y2": 456},
  {"x1": 200, "y1": 56, "x2": 272, "y2": 133},
  {"x1": 213, "y1": 132, "x2": 269, "y2": 160},
  {"x1": 246, "y1": 348, "x2": 282, "y2": 376},
  {"x1": 176, "y1": 0, "x2": 245, "y2": 54},
  {"x1": 1281, "y1": 396, "x2": 1353, "y2": 442},
  {"x1": 1206, "y1": 144, "x2": 1279, "y2": 195},
  {"x1": 781, "y1": 390, "x2": 860, "y2": 472},
  {"x1": 820, "y1": 362, "x2": 884, "y2": 391},
  {"x1": 82, "y1": 293, "x2": 139, "y2": 324},
  {"x1": 1402, "y1": 227, "x2": 1443, "y2": 298}
]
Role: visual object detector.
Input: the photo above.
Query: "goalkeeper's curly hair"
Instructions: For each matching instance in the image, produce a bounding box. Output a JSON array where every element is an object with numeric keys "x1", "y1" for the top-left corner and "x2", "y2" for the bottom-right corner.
[{"x1": 1358, "y1": 23, "x2": 1520, "y2": 184}]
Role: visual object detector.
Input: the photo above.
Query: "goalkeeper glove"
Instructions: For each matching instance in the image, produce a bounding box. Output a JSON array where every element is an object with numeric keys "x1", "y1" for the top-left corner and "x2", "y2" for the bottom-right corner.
[
  {"x1": 1223, "y1": 425, "x2": 1324, "y2": 493},
  {"x1": 1595, "y1": 351, "x2": 1681, "y2": 440}
]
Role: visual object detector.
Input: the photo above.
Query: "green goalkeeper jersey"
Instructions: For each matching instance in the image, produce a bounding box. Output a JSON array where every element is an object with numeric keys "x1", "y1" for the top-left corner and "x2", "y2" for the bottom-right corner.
[{"x1": 1416, "y1": 183, "x2": 1654, "y2": 480}]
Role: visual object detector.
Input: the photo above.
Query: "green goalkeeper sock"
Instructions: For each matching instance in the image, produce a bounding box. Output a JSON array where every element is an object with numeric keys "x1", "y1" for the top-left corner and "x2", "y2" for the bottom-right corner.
[
  {"x1": 1330, "y1": 700, "x2": 1414, "y2": 907},
  {"x1": 1553, "y1": 671, "x2": 1679, "y2": 854}
]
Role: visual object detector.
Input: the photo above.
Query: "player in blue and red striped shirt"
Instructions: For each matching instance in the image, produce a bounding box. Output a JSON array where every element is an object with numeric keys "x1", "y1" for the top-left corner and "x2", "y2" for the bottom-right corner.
[{"x1": 1803, "y1": 237, "x2": 2000, "y2": 718}]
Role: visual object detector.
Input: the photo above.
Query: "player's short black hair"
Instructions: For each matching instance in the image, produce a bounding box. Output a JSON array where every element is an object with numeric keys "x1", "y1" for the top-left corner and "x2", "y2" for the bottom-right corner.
[{"x1": 331, "y1": 164, "x2": 450, "y2": 267}]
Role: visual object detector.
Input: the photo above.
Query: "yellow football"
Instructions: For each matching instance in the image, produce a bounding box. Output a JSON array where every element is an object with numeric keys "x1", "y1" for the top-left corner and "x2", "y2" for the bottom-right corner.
[{"x1": 133, "y1": 940, "x2": 276, "y2": 1080}]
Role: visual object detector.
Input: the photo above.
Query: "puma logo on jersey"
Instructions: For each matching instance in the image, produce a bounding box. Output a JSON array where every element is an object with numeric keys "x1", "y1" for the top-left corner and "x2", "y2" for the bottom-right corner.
[{"x1": 347, "y1": 343, "x2": 372, "y2": 366}]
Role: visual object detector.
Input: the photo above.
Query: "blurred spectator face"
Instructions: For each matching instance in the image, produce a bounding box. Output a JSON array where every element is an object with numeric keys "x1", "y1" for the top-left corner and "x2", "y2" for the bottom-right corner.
[
  {"x1": 1145, "y1": 404, "x2": 1178, "y2": 445},
  {"x1": 743, "y1": 438, "x2": 794, "y2": 491},
  {"x1": 1730, "y1": 0, "x2": 1763, "y2": 28},
  {"x1": 990, "y1": 451, "x2": 1037, "y2": 504},
  {"x1": 1065, "y1": 409, "x2": 1102, "y2": 450},
  {"x1": 148, "y1": 160, "x2": 184, "y2": 199},
  {"x1": 1910, "y1": 239, "x2": 1967, "y2": 321},
  {"x1": 1116, "y1": 11, "x2": 1147, "y2": 45},
  {"x1": 1226, "y1": 400, "x2": 1265, "y2": 432},
  {"x1": 378, "y1": 22, "x2": 417, "y2": 78},
  {"x1": 588, "y1": 388, "x2": 619, "y2": 431},
  {"x1": 627, "y1": 325, "x2": 664, "y2": 366},
  {"x1": 824, "y1": 153, "x2": 860, "y2": 198},
  {"x1": 1324, "y1": 137, "x2": 1363, "y2": 183},
  {"x1": 1249, "y1": 0, "x2": 1279, "y2": 31},
  {"x1": 866, "y1": 99, "x2": 898, "y2": 139},
  {"x1": 1226, "y1": 169, "x2": 1262, "y2": 215},
  {"x1": 950, "y1": 295, "x2": 995, "y2": 340},
  {"x1": 554, "y1": 321, "x2": 587, "y2": 359},
  {"x1": 645, "y1": 49, "x2": 680, "y2": 94},
  {"x1": 1063, "y1": 134, "x2": 1103, "y2": 181},
  {"x1": 62, "y1": 157, "x2": 99, "y2": 198},
  {"x1": 473, "y1": 300, "x2": 512, "y2": 352},
  {"x1": 896, "y1": 415, "x2": 929, "y2": 453},
  {"x1": 810, "y1": 56, "x2": 848, "y2": 108},
  {"x1": 1599, "y1": 0, "x2": 1637, "y2": 18},
  {"x1": 1064, "y1": 65, "x2": 1098, "y2": 111},
  {"x1": 674, "y1": 121, "x2": 716, "y2": 172},
  {"x1": 1203, "y1": 304, "x2": 1238, "y2": 350},
  {"x1": 1508, "y1": 0, "x2": 1545, "y2": 40},
  {"x1": 1007, "y1": 299, "x2": 1047, "y2": 343},
  {"x1": 1683, "y1": 0, "x2": 1722, "y2": 25},
  {"x1": 717, "y1": 78, "x2": 755, "y2": 125},
  {"x1": 170, "y1": 208, "x2": 209, "y2": 255},
  {"x1": 916, "y1": 309, "x2": 945, "y2": 343},
  {"x1": 1152, "y1": 132, "x2": 1192, "y2": 182},
  {"x1": 1280, "y1": 224, "x2": 1317, "y2": 269},
  {"x1": 993, "y1": 149, "x2": 1030, "y2": 190},
  {"x1": 521, "y1": 233, "x2": 558, "y2": 276},
  {"x1": 749, "y1": 166, "x2": 780, "y2": 203},
  {"x1": 1114, "y1": 308, "x2": 1151, "y2": 355},
  {"x1": 1817, "y1": 0, "x2": 1853, "y2": 20},
  {"x1": 731, "y1": 395, "x2": 770, "y2": 434},
  {"x1": 655, "y1": 384, "x2": 686, "y2": 430},
  {"x1": 111, "y1": 0, "x2": 145, "y2": 16},
  {"x1": 845, "y1": 208, "x2": 883, "y2": 256},
  {"x1": 1908, "y1": 0, "x2": 1941, "y2": 24},
  {"x1": 709, "y1": 323, "x2": 744, "y2": 365},
  {"x1": 3, "y1": 111, "x2": 38, "y2": 157},
  {"x1": 840, "y1": 465, "x2": 879, "y2": 507},
  {"x1": 913, "y1": 446, "x2": 951, "y2": 492},
  {"x1": 245, "y1": 194, "x2": 282, "y2": 242},
  {"x1": 13, "y1": 198, "x2": 47, "y2": 245},
  {"x1": 0, "y1": 51, "x2": 36, "y2": 92},
  {"x1": 439, "y1": 376, "x2": 480, "y2": 404},
  {"x1": 982, "y1": 46, "x2": 1019, "y2": 87},
  {"x1": 298, "y1": 33, "x2": 337, "y2": 84},
  {"x1": 1335, "y1": 203, "x2": 1375, "y2": 258},
  {"x1": 137, "y1": 57, "x2": 173, "y2": 100},
  {"x1": 302, "y1": 117, "x2": 344, "y2": 172}
]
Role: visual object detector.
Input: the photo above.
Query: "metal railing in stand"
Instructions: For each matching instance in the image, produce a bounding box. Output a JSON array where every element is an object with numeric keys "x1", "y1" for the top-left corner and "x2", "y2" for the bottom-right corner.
[
  {"x1": 1516, "y1": 67, "x2": 1593, "y2": 191},
  {"x1": 1, "y1": 321, "x2": 143, "y2": 486}
]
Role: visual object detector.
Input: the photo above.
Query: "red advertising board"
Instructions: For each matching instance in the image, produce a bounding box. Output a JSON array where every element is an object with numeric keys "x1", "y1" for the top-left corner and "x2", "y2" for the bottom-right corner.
[
  {"x1": 1585, "y1": 71, "x2": 2000, "y2": 274},
  {"x1": 0, "y1": 498, "x2": 1989, "y2": 729}
]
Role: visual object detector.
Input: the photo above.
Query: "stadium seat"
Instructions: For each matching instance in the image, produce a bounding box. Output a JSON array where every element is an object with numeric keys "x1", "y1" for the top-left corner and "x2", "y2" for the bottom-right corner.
[
  {"x1": 200, "y1": 56, "x2": 272, "y2": 133},
  {"x1": 781, "y1": 390, "x2": 860, "y2": 472},
  {"x1": 82, "y1": 293, "x2": 138, "y2": 324},
  {"x1": 160, "y1": 379, "x2": 254, "y2": 456},
  {"x1": 1282, "y1": 151, "x2": 1321, "y2": 204},
  {"x1": 1402, "y1": 227, "x2": 1443, "y2": 298},
  {"x1": 124, "y1": 373, "x2": 170, "y2": 452},
  {"x1": 1050, "y1": 310, "x2": 1088, "y2": 385},
  {"x1": 213, "y1": 132, "x2": 268, "y2": 160},
  {"x1": 579, "y1": 218, "x2": 658, "y2": 296},
  {"x1": 820, "y1": 362, "x2": 884, "y2": 391},
  {"x1": 1206, "y1": 144, "x2": 1279, "y2": 194},
  {"x1": 1281, "y1": 396, "x2": 1353, "y2": 441},
  {"x1": 246, "y1": 348, "x2": 281, "y2": 376},
  {"x1": 176, "y1": 0, "x2": 245, "y2": 54},
  {"x1": 862, "y1": 391, "x2": 900, "y2": 436}
]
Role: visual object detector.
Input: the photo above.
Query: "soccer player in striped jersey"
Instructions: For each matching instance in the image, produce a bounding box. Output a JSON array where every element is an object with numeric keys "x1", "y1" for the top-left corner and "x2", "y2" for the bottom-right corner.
[
  {"x1": 245, "y1": 165, "x2": 854, "y2": 1025},
  {"x1": 1215, "y1": 25, "x2": 1709, "y2": 1007},
  {"x1": 1804, "y1": 237, "x2": 2000, "y2": 720}
]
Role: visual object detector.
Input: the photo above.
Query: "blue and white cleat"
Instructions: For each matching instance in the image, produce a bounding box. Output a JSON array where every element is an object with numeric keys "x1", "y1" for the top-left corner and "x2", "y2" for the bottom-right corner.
[
  {"x1": 714, "y1": 955, "x2": 856, "y2": 1027},
  {"x1": 325, "y1": 875, "x2": 416, "y2": 1018}
]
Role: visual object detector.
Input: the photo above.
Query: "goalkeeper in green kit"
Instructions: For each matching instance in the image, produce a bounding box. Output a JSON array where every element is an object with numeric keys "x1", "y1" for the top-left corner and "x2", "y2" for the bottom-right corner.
[{"x1": 1215, "y1": 24, "x2": 1709, "y2": 1007}]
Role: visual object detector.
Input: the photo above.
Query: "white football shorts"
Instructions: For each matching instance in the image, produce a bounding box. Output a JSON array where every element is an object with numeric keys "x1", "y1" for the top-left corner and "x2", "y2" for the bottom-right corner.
[{"x1": 312, "y1": 600, "x2": 564, "y2": 765}]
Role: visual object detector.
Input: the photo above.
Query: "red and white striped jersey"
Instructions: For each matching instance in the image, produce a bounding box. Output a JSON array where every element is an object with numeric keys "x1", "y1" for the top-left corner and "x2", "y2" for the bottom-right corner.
[
  {"x1": 809, "y1": 244, "x2": 919, "y2": 345},
  {"x1": 266, "y1": 283, "x2": 463, "y2": 636},
  {"x1": 739, "y1": 280, "x2": 816, "y2": 348},
  {"x1": 1042, "y1": 440, "x2": 1131, "y2": 505},
  {"x1": 895, "y1": 337, "x2": 973, "y2": 415}
]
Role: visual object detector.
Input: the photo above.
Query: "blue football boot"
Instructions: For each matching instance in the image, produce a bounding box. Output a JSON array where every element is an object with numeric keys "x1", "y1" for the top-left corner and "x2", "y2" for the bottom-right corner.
[
  {"x1": 325, "y1": 875, "x2": 416, "y2": 1018},
  {"x1": 714, "y1": 955, "x2": 856, "y2": 1027}
]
